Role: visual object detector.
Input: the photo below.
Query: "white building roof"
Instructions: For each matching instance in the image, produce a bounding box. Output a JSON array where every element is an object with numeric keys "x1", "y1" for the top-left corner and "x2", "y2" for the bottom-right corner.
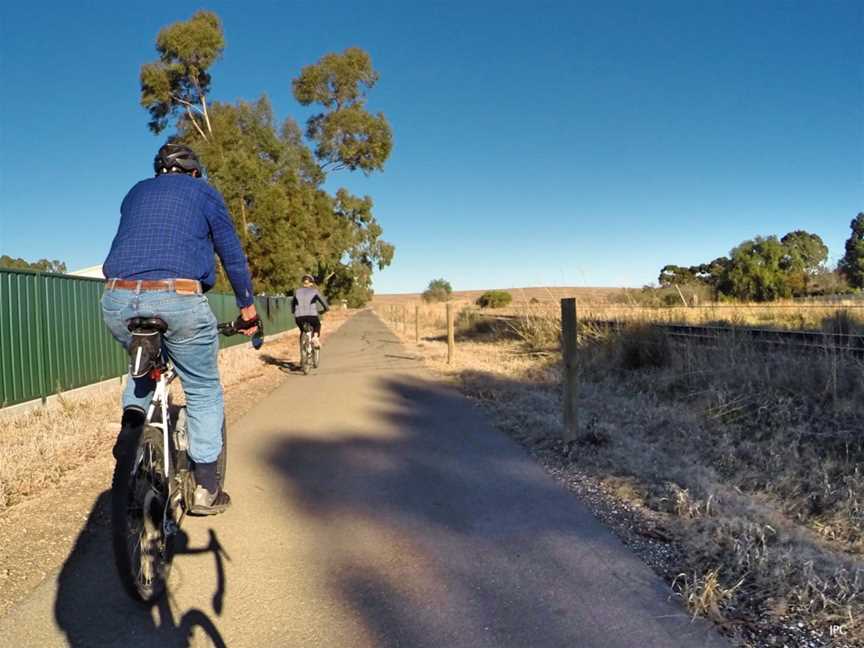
[{"x1": 68, "y1": 265, "x2": 104, "y2": 279}]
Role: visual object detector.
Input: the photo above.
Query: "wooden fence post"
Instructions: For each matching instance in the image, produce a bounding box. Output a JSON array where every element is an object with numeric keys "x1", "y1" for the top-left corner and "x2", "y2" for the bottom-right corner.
[
  {"x1": 447, "y1": 302, "x2": 455, "y2": 364},
  {"x1": 415, "y1": 305, "x2": 420, "y2": 343},
  {"x1": 402, "y1": 305, "x2": 408, "y2": 333},
  {"x1": 561, "y1": 298, "x2": 578, "y2": 441}
]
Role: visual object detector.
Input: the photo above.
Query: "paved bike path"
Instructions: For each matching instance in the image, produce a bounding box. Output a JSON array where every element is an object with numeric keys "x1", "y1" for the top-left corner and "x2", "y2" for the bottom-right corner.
[{"x1": 0, "y1": 310, "x2": 727, "y2": 647}]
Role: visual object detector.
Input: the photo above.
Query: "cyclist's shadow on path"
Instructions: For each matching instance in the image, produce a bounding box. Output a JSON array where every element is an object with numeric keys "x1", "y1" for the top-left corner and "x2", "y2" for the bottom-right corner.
[
  {"x1": 54, "y1": 490, "x2": 228, "y2": 648},
  {"x1": 259, "y1": 353, "x2": 306, "y2": 375}
]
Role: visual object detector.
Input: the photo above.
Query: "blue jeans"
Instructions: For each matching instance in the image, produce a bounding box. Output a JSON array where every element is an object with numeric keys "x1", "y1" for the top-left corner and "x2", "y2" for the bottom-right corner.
[{"x1": 101, "y1": 289, "x2": 224, "y2": 463}]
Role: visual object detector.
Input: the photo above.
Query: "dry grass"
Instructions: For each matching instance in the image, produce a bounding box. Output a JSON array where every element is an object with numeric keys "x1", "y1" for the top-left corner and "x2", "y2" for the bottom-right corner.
[
  {"x1": 673, "y1": 568, "x2": 745, "y2": 624},
  {"x1": 0, "y1": 311, "x2": 355, "y2": 513},
  {"x1": 372, "y1": 285, "x2": 618, "y2": 305},
  {"x1": 0, "y1": 391, "x2": 119, "y2": 509},
  {"x1": 577, "y1": 301, "x2": 864, "y2": 333},
  {"x1": 375, "y1": 286, "x2": 864, "y2": 333},
  {"x1": 376, "y1": 301, "x2": 864, "y2": 644}
]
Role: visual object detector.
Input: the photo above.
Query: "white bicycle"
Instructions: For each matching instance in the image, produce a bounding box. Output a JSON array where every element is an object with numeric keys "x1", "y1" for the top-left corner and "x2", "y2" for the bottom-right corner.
[
  {"x1": 111, "y1": 315, "x2": 262, "y2": 602},
  {"x1": 298, "y1": 321, "x2": 320, "y2": 375}
]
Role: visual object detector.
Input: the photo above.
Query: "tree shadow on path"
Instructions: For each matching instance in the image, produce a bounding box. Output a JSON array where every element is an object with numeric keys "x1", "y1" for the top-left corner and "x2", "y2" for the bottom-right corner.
[
  {"x1": 263, "y1": 373, "x2": 728, "y2": 648},
  {"x1": 54, "y1": 491, "x2": 228, "y2": 648}
]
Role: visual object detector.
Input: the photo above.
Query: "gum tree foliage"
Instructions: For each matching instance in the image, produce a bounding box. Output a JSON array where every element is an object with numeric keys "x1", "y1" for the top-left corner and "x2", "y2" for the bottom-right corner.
[
  {"x1": 780, "y1": 230, "x2": 829, "y2": 273},
  {"x1": 839, "y1": 213, "x2": 864, "y2": 289},
  {"x1": 659, "y1": 230, "x2": 831, "y2": 301},
  {"x1": 779, "y1": 230, "x2": 829, "y2": 294},
  {"x1": 292, "y1": 48, "x2": 393, "y2": 173},
  {"x1": 139, "y1": 13, "x2": 394, "y2": 305},
  {"x1": 140, "y1": 11, "x2": 223, "y2": 139},
  {"x1": 658, "y1": 265, "x2": 698, "y2": 287},
  {"x1": 658, "y1": 258, "x2": 730, "y2": 291},
  {"x1": 723, "y1": 236, "x2": 792, "y2": 302}
]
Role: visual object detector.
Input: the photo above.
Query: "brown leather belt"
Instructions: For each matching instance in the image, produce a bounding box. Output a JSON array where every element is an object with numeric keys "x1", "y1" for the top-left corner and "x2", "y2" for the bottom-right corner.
[{"x1": 105, "y1": 278, "x2": 202, "y2": 295}]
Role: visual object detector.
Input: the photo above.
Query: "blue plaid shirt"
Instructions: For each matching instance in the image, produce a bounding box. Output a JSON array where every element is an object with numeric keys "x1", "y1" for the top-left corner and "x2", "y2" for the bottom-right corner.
[{"x1": 103, "y1": 174, "x2": 254, "y2": 307}]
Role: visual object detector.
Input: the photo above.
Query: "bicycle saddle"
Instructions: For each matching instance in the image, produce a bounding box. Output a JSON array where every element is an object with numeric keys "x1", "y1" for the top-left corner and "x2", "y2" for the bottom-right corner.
[
  {"x1": 127, "y1": 317, "x2": 168, "y2": 333},
  {"x1": 126, "y1": 318, "x2": 167, "y2": 378}
]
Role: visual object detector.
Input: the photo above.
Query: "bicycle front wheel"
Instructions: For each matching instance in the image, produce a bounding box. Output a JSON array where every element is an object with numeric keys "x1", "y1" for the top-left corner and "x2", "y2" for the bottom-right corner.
[{"x1": 111, "y1": 424, "x2": 172, "y2": 603}]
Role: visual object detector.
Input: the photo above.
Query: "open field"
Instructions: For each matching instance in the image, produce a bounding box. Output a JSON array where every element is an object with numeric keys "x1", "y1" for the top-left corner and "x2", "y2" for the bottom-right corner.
[
  {"x1": 377, "y1": 293, "x2": 864, "y2": 337},
  {"x1": 376, "y1": 301, "x2": 864, "y2": 648},
  {"x1": 372, "y1": 286, "x2": 623, "y2": 305}
]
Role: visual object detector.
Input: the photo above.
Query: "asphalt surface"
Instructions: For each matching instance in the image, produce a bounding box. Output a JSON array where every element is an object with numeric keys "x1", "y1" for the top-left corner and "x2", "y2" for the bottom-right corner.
[{"x1": 0, "y1": 311, "x2": 728, "y2": 647}]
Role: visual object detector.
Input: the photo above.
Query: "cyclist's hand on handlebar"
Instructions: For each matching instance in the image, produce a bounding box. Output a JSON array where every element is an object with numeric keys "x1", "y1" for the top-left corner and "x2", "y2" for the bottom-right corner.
[{"x1": 238, "y1": 305, "x2": 259, "y2": 336}]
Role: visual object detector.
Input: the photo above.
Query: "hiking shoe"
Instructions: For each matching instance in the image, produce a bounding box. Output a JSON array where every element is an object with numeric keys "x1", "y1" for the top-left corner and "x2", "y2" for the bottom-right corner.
[{"x1": 190, "y1": 486, "x2": 232, "y2": 516}]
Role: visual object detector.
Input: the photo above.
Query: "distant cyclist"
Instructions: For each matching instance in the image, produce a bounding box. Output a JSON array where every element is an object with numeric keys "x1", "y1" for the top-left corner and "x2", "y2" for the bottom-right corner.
[
  {"x1": 101, "y1": 143, "x2": 258, "y2": 515},
  {"x1": 292, "y1": 274, "x2": 330, "y2": 347}
]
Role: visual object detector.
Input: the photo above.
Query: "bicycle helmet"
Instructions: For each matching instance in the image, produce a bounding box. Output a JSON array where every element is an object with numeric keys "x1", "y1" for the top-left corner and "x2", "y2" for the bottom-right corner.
[
  {"x1": 154, "y1": 143, "x2": 203, "y2": 176},
  {"x1": 301, "y1": 274, "x2": 315, "y2": 284}
]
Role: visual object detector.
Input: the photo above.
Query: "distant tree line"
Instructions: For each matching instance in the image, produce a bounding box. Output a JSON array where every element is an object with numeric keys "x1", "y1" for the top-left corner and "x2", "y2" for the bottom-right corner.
[
  {"x1": 0, "y1": 255, "x2": 67, "y2": 274},
  {"x1": 658, "y1": 214, "x2": 864, "y2": 301}
]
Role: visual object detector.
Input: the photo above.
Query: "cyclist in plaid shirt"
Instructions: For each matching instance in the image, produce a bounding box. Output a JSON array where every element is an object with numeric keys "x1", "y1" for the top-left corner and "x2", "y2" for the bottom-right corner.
[{"x1": 102, "y1": 143, "x2": 257, "y2": 515}]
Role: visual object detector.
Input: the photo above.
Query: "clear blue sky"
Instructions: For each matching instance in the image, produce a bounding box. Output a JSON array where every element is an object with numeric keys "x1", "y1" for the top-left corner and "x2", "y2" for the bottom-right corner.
[{"x1": 1, "y1": 1, "x2": 861, "y2": 293}]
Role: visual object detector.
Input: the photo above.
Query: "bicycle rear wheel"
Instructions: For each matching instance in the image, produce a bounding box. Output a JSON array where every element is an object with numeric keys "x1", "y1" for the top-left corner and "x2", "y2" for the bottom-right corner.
[
  {"x1": 300, "y1": 333, "x2": 311, "y2": 375},
  {"x1": 111, "y1": 424, "x2": 172, "y2": 603}
]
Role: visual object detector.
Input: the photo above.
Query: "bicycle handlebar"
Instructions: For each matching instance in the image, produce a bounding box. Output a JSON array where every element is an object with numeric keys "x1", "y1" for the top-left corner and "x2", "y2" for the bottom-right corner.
[{"x1": 218, "y1": 316, "x2": 264, "y2": 350}]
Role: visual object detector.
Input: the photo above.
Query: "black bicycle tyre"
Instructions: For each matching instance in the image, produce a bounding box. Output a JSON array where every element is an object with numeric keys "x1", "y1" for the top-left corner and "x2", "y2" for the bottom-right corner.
[
  {"x1": 111, "y1": 425, "x2": 172, "y2": 603},
  {"x1": 300, "y1": 332, "x2": 310, "y2": 375}
]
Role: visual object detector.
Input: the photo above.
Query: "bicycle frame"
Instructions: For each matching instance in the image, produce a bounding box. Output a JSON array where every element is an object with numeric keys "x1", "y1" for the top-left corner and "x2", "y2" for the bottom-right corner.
[
  {"x1": 133, "y1": 362, "x2": 187, "y2": 537},
  {"x1": 142, "y1": 366, "x2": 176, "y2": 485}
]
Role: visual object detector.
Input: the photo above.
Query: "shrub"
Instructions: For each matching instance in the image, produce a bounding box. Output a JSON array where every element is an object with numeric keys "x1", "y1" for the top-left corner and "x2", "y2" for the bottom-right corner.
[
  {"x1": 476, "y1": 290, "x2": 512, "y2": 309},
  {"x1": 422, "y1": 278, "x2": 452, "y2": 303},
  {"x1": 617, "y1": 324, "x2": 672, "y2": 370},
  {"x1": 422, "y1": 287, "x2": 449, "y2": 303}
]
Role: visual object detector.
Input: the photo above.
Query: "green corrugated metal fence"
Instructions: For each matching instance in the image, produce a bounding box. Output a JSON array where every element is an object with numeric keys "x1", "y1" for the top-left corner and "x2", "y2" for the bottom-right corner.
[{"x1": 0, "y1": 269, "x2": 295, "y2": 408}]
